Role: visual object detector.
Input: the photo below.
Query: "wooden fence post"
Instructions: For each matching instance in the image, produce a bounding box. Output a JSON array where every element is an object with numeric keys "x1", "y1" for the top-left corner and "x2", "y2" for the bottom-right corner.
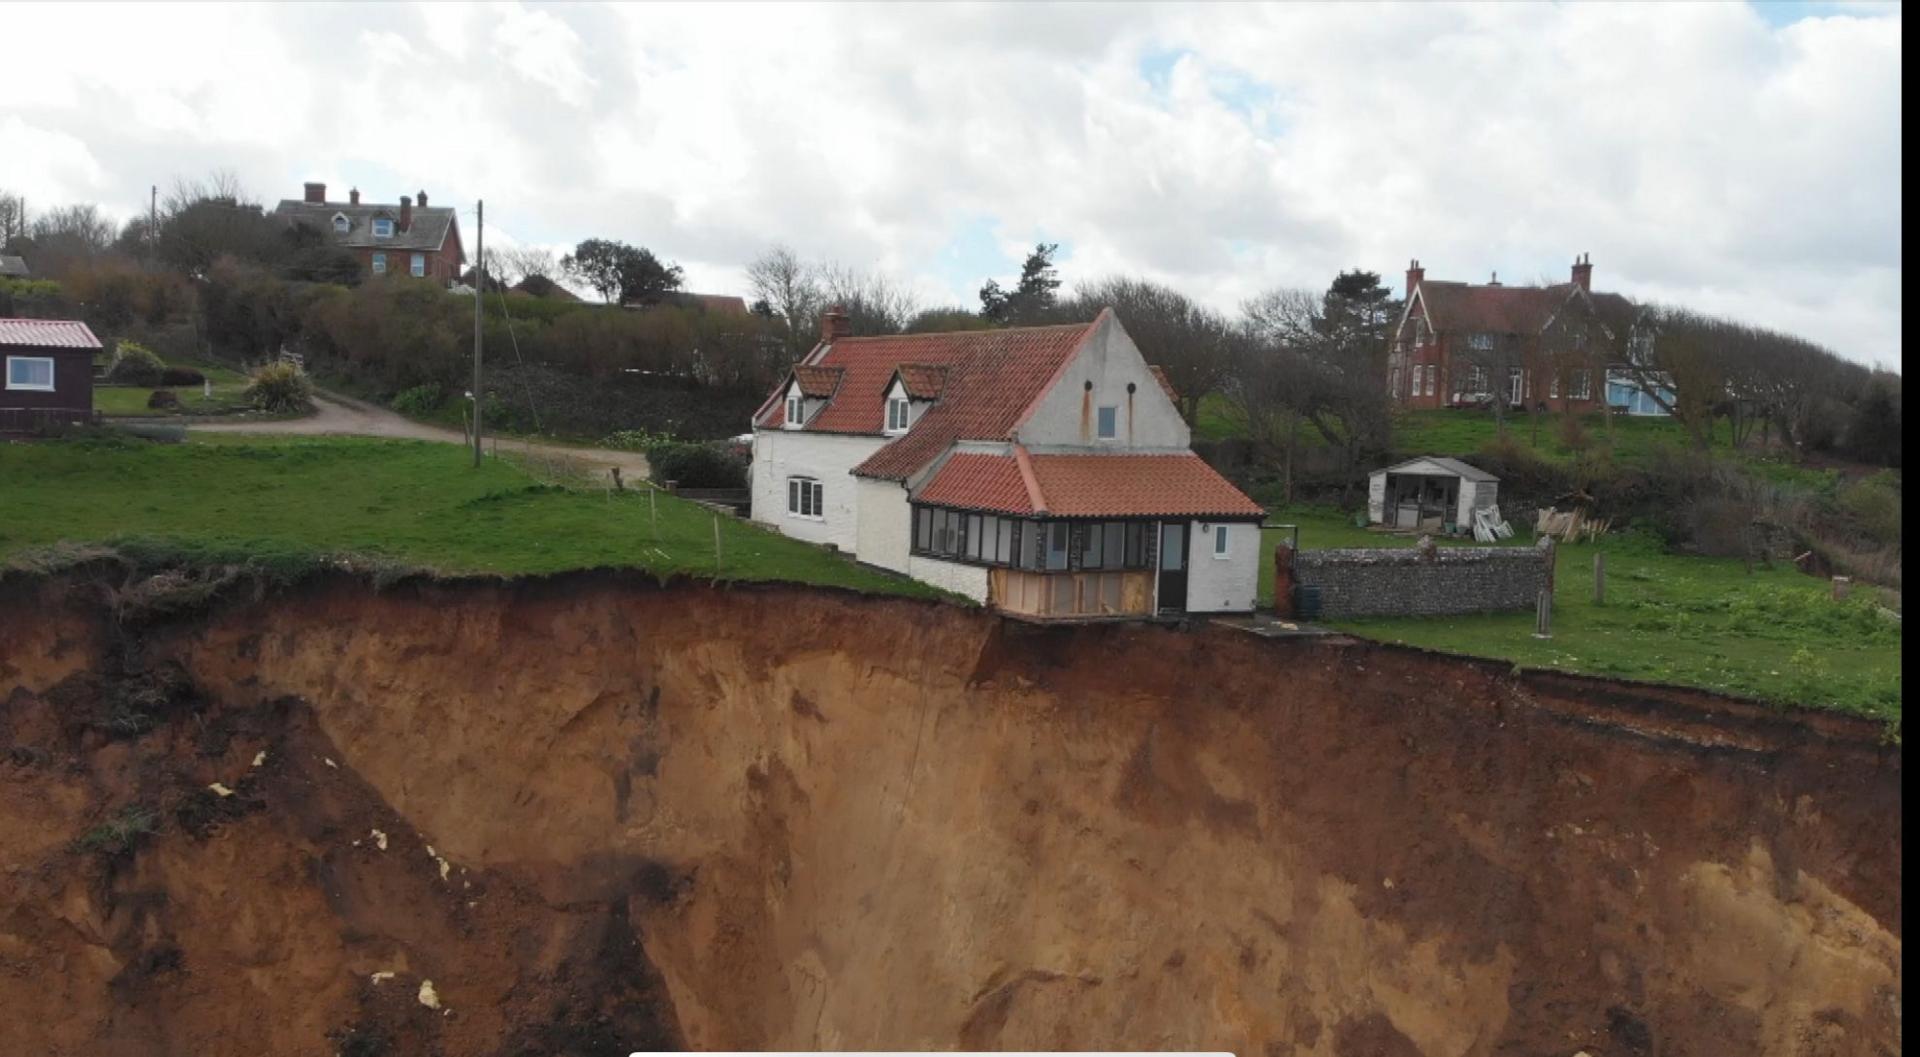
[
  {"x1": 712, "y1": 514, "x2": 723, "y2": 574},
  {"x1": 1534, "y1": 589, "x2": 1553, "y2": 639},
  {"x1": 1593, "y1": 552, "x2": 1606, "y2": 606},
  {"x1": 649, "y1": 487, "x2": 658, "y2": 539}
]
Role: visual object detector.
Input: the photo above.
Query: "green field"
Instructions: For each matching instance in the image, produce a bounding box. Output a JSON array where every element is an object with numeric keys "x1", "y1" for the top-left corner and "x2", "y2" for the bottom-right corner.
[
  {"x1": 0, "y1": 434, "x2": 1896, "y2": 722},
  {"x1": 0, "y1": 434, "x2": 946, "y2": 600},
  {"x1": 1254, "y1": 504, "x2": 1900, "y2": 722},
  {"x1": 94, "y1": 360, "x2": 259, "y2": 418}
]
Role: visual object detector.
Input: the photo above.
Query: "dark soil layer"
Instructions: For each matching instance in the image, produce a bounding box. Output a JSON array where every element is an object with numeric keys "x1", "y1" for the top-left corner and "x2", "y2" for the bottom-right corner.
[{"x1": 0, "y1": 570, "x2": 1901, "y2": 1055}]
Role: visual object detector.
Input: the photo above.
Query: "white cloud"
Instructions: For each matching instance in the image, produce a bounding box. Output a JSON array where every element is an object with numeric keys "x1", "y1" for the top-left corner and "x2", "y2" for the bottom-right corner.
[{"x1": 0, "y1": 1, "x2": 1900, "y2": 365}]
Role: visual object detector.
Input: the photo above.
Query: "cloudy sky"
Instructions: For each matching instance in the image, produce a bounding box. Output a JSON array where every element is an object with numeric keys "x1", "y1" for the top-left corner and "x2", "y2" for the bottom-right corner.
[{"x1": 2, "y1": 1, "x2": 1901, "y2": 366}]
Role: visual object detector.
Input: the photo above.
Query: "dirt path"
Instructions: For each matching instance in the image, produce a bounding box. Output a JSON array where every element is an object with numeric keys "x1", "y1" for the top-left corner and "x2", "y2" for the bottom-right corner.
[{"x1": 188, "y1": 391, "x2": 651, "y2": 478}]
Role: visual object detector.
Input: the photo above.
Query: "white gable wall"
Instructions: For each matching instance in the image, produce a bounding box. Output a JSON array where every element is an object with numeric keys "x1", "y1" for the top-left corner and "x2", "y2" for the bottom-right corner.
[
  {"x1": 1013, "y1": 314, "x2": 1191, "y2": 450},
  {"x1": 749, "y1": 430, "x2": 885, "y2": 552},
  {"x1": 854, "y1": 477, "x2": 911, "y2": 572}
]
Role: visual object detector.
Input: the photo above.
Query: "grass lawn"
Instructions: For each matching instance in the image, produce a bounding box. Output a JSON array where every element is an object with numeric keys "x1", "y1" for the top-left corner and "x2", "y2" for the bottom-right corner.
[
  {"x1": 0, "y1": 434, "x2": 949, "y2": 601},
  {"x1": 94, "y1": 360, "x2": 259, "y2": 418},
  {"x1": 1253, "y1": 504, "x2": 1901, "y2": 722}
]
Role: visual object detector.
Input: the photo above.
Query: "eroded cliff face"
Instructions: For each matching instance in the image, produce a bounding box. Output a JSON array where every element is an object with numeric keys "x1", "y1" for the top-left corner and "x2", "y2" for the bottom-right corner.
[{"x1": 0, "y1": 572, "x2": 1902, "y2": 1056}]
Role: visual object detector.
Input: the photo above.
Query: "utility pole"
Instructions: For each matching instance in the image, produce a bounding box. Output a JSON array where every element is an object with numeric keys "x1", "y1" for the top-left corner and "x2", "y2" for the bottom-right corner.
[
  {"x1": 472, "y1": 199, "x2": 484, "y2": 468},
  {"x1": 149, "y1": 185, "x2": 158, "y2": 268}
]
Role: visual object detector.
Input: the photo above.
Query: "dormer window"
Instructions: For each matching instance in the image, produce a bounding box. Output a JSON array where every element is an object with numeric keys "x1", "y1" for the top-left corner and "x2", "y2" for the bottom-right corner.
[
  {"x1": 886, "y1": 396, "x2": 911, "y2": 433},
  {"x1": 372, "y1": 218, "x2": 394, "y2": 239},
  {"x1": 785, "y1": 392, "x2": 804, "y2": 427},
  {"x1": 331, "y1": 213, "x2": 349, "y2": 235}
]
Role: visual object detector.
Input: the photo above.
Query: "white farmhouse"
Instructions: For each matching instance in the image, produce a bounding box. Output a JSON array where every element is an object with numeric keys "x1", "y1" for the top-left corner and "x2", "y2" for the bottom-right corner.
[{"x1": 750, "y1": 307, "x2": 1266, "y2": 618}]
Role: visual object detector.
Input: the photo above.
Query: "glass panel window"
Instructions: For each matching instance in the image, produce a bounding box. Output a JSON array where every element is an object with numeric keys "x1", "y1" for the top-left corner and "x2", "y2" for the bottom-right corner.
[
  {"x1": 332, "y1": 214, "x2": 349, "y2": 234},
  {"x1": 1046, "y1": 523, "x2": 1069, "y2": 570},
  {"x1": 915, "y1": 507, "x2": 932, "y2": 550},
  {"x1": 1102, "y1": 523, "x2": 1125, "y2": 570},
  {"x1": 998, "y1": 518, "x2": 1015, "y2": 565},
  {"x1": 1571, "y1": 370, "x2": 1592, "y2": 400},
  {"x1": 788, "y1": 477, "x2": 822, "y2": 518},
  {"x1": 410, "y1": 253, "x2": 426, "y2": 278},
  {"x1": 371, "y1": 252, "x2": 387, "y2": 274},
  {"x1": 786, "y1": 394, "x2": 803, "y2": 425},
  {"x1": 5, "y1": 356, "x2": 54, "y2": 390},
  {"x1": 1213, "y1": 524, "x2": 1230, "y2": 558},
  {"x1": 1159, "y1": 524, "x2": 1185, "y2": 570},
  {"x1": 887, "y1": 397, "x2": 910, "y2": 432},
  {"x1": 373, "y1": 218, "x2": 394, "y2": 238},
  {"x1": 1096, "y1": 405, "x2": 1118, "y2": 439},
  {"x1": 967, "y1": 514, "x2": 984, "y2": 560},
  {"x1": 1126, "y1": 523, "x2": 1145, "y2": 567},
  {"x1": 1083, "y1": 523, "x2": 1103, "y2": 568}
]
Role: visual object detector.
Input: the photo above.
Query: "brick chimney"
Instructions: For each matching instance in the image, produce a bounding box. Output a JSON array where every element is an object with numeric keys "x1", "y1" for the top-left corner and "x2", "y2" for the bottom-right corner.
[
  {"x1": 1488, "y1": 271, "x2": 1501, "y2": 287},
  {"x1": 399, "y1": 195, "x2": 413, "y2": 232},
  {"x1": 417, "y1": 189, "x2": 428, "y2": 208},
  {"x1": 349, "y1": 187, "x2": 360, "y2": 205},
  {"x1": 820, "y1": 304, "x2": 851, "y2": 342},
  {"x1": 1571, "y1": 252, "x2": 1592, "y2": 291},
  {"x1": 303, "y1": 182, "x2": 326, "y2": 204},
  {"x1": 1405, "y1": 258, "x2": 1424, "y2": 299}
]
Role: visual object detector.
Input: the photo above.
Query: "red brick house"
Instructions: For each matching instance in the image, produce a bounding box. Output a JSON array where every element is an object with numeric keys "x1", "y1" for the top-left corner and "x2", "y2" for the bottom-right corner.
[
  {"x1": 273, "y1": 183, "x2": 466, "y2": 283},
  {"x1": 1387, "y1": 254, "x2": 1635, "y2": 413},
  {"x1": 1, "y1": 318, "x2": 99, "y2": 434}
]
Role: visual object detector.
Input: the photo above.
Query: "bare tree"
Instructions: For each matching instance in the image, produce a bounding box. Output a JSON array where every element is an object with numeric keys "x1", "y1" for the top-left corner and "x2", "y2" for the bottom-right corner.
[
  {"x1": 746, "y1": 244, "x2": 826, "y2": 358},
  {"x1": 0, "y1": 190, "x2": 25, "y2": 250},
  {"x1": 819, "y1": 262, "x2": 919, "y2": 336},
  {"x1": 492, "y1": 245, "x2": 561, "y2": 287}
]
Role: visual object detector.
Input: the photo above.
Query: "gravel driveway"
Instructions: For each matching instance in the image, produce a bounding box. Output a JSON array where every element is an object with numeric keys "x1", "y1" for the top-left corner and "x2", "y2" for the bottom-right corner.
[{"x1": 188, "y1": 391, "x2": 652, "y2": 479}]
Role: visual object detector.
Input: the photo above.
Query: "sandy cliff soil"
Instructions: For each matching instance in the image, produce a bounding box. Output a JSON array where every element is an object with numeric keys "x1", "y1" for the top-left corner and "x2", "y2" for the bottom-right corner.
[{"x1": 0, "y1": 570, "x2": 1901, "y2": 1056}]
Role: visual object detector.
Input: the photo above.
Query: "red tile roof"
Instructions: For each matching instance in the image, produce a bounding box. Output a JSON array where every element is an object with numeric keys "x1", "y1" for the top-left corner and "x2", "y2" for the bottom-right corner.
[
  {"x1": 791, "y1": 365, "x2": 844, "y2": 398},
  {"x1": 915, "y1": 449, "x2": 1264, "y2": 519},
  {"x1": 1147, "y1": 364, "x2": 1178, "y2": 406},
  {"x1": 755, "y1": 319, "x2": 1098, "y2": 477},
  {"x1": 0, "y1": 318, "x2": 102, "y2": 349},
  {"x1": 893, "y1": 364, "x2": 949, "y2": 399},
  {"x1": 915, "y1": 451, "x2": 1038, "y2": 513}
]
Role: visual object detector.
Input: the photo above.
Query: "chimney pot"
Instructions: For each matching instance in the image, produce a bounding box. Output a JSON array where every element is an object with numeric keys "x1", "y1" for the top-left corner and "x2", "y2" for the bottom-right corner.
[
  {"x1": 349, "y1": 187, "x2": 360, "y2": 205},
  {"x1": 1405, "y1": 258, "x2": 1425, "y2": 299},
  {"x1": 303, "y1": 181, "x2": 326, "y2": 204},
  {"x1": 417, "y1": 189, "x2": 428, "y2": 208},
  {"x1": 399, "y1": 195, "x2": 413, "y2": 232},
  {"x1": 1571, "y1": 253, "x2": 1593, "y2": 292},
  {"x1": 1489, "y1": 271, "x2": 1500, "y2": 286},
  {"x1": 820, "y1": 304, "x2": 851, "y2": 343}
]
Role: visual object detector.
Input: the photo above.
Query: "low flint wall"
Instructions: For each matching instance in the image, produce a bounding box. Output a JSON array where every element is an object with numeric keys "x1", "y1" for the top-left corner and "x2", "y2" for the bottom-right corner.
[{"x1": 1289, "y1": 543, "x2": 1551, "y2": 619}]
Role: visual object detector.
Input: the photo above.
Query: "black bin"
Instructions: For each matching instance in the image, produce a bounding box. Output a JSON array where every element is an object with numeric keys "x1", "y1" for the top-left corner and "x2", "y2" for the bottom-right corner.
[{"x1": 1293, "y1": 584, "x2": 1323, "y2": 621}]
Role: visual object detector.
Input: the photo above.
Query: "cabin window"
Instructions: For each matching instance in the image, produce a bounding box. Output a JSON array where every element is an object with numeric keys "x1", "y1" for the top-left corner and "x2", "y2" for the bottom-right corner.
[
  {"x1": 787, "y1": 476, "x2": 823, "y2": 519},
  {"x1": 1212, "y1": 524, "x2": 1231, "y2": 559},
  {"x1": 886, "y1": 396, "x2": 910, "y2": 432},
  {"x1": 410, "y1": 253, "x2": 426, "y2": 278},
  {"x1": 1096, "y1": 405, "x2": 1118, "y2": 439},
  {"x1": 785, "y1": 393, "x2": 803, "y2": 426},
  {"x1": 371, "y1": 252, "x2": 387, "y2": 275},
  {"x1": 372, "y1": 218, "x2": 394, "y2": 238},
  {"x1": 4, "y1": 356, "x2": 54, "y2": 391}
]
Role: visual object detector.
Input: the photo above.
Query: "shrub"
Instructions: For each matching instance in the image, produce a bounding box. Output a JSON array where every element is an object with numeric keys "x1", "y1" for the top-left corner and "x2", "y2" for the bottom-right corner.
[
  {"x1": 648, "y1": 441, "x2": 748, "y2": 489},
  {"x1": 245, "y1": 360, "x2": 313, "y2": 413},
  {"x1": 1837, "y1": 471, "x2": 1901, "y2": 547},
  {"x1": 147, "y1": 389, "x2": 181, "y2": 410},
  {"x1": 75, "y1": 805, "x2": 159, "y2": 858},
  {"x1": 160, "y1": 366, "x2": 206, "y2": 386},
  {"x1": 601, "y1": 428, "x2": 676, "y2": 453},
  {"x1": 390, "y1": 383, "x2": 445, "y2": 416},
  {"x1": 105, "y1": 342, "x2": 167, "y2": 386}
]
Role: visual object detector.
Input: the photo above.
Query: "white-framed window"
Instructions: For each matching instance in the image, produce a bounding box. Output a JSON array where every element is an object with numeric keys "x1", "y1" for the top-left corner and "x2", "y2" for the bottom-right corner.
[
  {"x1": 410, "y1": 253, "x2": 426, "y2": 278},
  {"x1": 1424, "y1": 365, "x2": 1437, "y2": 396},
  {"x1": 371, "y1": 252, "x2": 387, "y2": 274},
  {"x1": 4, "y1": 356, "x2": 55, "y2": 391},
  {"x1": 886, "y1": 396, "x2": 911, "y2": 432},
  {"x1": 1570, "y1": 370, "x2": 1592, "y2": 400},
  {"x1": 332, "y1": 213, "x2": 349, "y2": 235},
  {"x1": 1549, "y1": 373, "x2": 1561, "y2": 399},
  {"x1": 1212, "y1": 524, "x2": 1231, "y2": 559},
  {"x1": 784, "y1": 392, "x2": 803, "y2": 427},
  {"x1": 1388, "y1": 367, "x2": 1401, "y2": 397},
  {"x1": 786, "y1": 476, "x2": 824, "y2": 519},
  {"x1": 1096, "y1": 405, "x2": 1118, "y2": 439},
  {"x1": 372, "y1": 218, "x2": 394, "y2": 238}
]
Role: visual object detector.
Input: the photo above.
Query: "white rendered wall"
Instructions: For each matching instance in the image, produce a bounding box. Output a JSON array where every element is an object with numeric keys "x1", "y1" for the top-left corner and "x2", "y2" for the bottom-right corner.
[
  {"x1": 906, "y1": 555, "x2": 991, "y2": 602},
  {"x1": 855, "y1": 477, "x2": 911, "y2": 573},
  {"x1": 749, "y1": 430, "x2": 886, "y2": 552},
  {"x1": 1014, "y1": 314, "x2": 1192, "y2": 451},
  {"x1": 1185, "y1": 520, "x2": 1261, "y2": 613}
]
